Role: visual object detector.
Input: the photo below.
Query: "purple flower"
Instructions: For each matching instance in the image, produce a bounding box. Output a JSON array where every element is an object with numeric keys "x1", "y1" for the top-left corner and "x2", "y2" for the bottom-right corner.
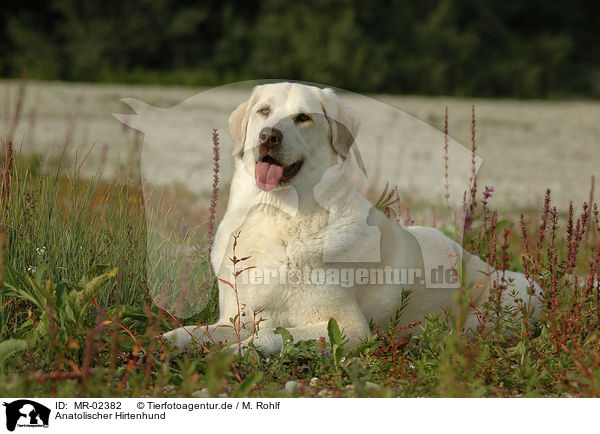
[
  {"x1": 462, "y1": 209, "x2": 474, "y2": 232},
  {"x1": 482, "y1": 186, "x2": 495, "y2": 207}
]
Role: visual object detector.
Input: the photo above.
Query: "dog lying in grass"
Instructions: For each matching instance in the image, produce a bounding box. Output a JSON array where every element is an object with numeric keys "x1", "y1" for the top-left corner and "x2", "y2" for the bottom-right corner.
[{"x1": 164, "y1": 82, "x2": 541, "y2": 355}]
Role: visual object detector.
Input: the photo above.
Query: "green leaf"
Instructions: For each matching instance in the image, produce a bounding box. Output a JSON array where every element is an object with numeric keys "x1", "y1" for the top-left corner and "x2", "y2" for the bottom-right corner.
[
  {"x1": 274, "y1": 327, "x2": 294, "y2": 344},
  {"x1": 34, "y1": 313, "x2": 50, "y2": 341},
  {"x1": 75, "y1": 267, "x2": 118, "y2": 311},
  {"x1": 3, "y1": 263, "x2": 48, "y2": 308},
  {"x1": 110, "y1": 305, "x2": 149, "y2": 322},
  {"x1": 233, "y1": 371, "x2": 262, "y2": 397},
  {"x1": 274, "y1": 327, "x2": 294, "y2": 355},
  {"x1": 79, "y1": 264, "x2": 114, "y2": 287},
  {"x1": 55, "y1": 282, "x2": 66, "y2": 310},
  {"x1": 64, "y1": 298, "x2": 76, "y2": 325},
  {"x1": 3, "y1": 282, "x2": 41, "y2": 308},
  {"x1": 332, "y1": 343, "x2": 344, "y2": 366},
  {"x1": 327, "y1": 318, "x2": 347, "y2": 371},
  {"x1": 32, "y1": 263, "x2": 49, "y2": 288},
  {"x1": 27, "y1": 275, "x2": 49, "y2": 307},
  {"x1": 327, "y1": 318, "x2": 342, "y2": 348},
  {"x1": 0, "y1": 339, "x2": 29, "y2": 371}
]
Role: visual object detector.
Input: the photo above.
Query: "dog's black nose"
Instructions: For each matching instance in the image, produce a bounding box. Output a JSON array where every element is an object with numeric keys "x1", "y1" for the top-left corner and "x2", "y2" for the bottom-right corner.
[{"x1": 259, "y1": 127, "x2": 282, "y2": 149}]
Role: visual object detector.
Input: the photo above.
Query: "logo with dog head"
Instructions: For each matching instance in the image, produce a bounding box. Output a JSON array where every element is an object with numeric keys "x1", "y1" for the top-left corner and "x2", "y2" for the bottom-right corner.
[{"x1": 3, "y1": 400, "x2": 50, "y2": 432}]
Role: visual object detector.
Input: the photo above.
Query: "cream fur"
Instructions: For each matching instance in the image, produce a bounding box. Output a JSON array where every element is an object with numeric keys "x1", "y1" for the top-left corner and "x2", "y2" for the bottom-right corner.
[{"x1": 163, "y1": 82, "x2": 541, "y2": 355}]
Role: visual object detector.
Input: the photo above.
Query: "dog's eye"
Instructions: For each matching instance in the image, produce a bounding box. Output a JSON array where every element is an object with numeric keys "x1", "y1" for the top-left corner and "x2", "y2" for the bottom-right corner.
[
  {"x1": 258, "y1": 106, "x2": 270, "y2": 116},
  {"x1": 294, "y1": 113, "x2": 312, "y2": 123}
]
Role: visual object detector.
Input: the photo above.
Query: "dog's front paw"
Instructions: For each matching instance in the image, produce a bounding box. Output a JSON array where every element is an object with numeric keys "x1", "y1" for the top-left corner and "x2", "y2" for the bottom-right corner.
[
  {"x1": 226, "y1": 341, "x2": 248, "y2": 356},
  {"x1": 237, "y1": 334, "x2": 282, "y2": 356}
]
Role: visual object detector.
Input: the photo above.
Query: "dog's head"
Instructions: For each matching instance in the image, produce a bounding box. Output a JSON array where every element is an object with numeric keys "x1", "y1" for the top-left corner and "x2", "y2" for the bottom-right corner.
[{"x1": 229, "y1": 82, "x2": 359, "y2": 192}]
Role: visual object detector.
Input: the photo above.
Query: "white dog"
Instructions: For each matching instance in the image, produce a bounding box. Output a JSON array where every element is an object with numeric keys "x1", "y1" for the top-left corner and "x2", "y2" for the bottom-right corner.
[{"x1": 164, "y1": 82, "x2": 540, "y2": 354}]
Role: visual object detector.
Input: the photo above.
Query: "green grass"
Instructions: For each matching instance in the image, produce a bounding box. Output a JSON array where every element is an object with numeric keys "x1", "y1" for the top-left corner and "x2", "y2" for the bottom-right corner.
[{"x1": 1, "y1": 150, "x2": 600, "y2": 398}]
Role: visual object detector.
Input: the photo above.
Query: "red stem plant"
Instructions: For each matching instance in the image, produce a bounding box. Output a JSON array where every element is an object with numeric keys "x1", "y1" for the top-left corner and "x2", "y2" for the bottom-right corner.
[{"x1": 218, "y1": 231, "x2": 255, "y2": 355}]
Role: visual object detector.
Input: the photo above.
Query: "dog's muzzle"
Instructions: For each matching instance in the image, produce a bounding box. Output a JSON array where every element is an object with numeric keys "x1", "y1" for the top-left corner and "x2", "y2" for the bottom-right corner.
[{"x1": 255, "y1": 127, "x2": 303, "y2": 191}]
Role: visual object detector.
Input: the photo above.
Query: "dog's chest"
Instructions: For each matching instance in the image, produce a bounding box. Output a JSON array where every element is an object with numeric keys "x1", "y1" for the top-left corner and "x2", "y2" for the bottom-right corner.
[
  {"x1": 234, "y1": 206, "x2": 329, "y2": 270},
  {"x1": 217, "y1": 203, "x2": 332, "y2": 319}
]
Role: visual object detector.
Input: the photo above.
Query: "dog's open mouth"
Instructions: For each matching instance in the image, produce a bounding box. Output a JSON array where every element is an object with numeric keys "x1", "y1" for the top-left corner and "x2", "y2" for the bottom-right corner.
[{"x1": 255, "y1": 155, "x2": 304, "y2": 191}]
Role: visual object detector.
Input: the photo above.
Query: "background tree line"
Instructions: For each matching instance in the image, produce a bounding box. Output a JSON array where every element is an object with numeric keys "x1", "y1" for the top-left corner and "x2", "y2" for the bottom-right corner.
[{"x1": 1, "y1": 0, "x2": 598, "y2": 98}]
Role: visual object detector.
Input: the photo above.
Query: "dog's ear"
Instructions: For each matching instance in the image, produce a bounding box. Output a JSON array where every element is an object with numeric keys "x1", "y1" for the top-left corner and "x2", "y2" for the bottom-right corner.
[
  {"x1": 229, "y1": 100, "x2": 250, "y2": 156},
  {"x1": 319, "y1": 88, "x2": 360, "y2": 159}
]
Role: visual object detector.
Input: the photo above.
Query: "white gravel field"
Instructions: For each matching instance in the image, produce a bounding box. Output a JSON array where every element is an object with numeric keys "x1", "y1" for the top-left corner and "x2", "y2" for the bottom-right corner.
[{"x1": 2, "y1": 79, "x2": 598, "y2": 213}]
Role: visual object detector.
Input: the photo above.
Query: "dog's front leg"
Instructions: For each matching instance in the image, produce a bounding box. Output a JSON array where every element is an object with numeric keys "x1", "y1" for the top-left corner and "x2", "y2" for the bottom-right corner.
[{"x1": 163, "y1": 322, "x2": 251, "y2": 349}]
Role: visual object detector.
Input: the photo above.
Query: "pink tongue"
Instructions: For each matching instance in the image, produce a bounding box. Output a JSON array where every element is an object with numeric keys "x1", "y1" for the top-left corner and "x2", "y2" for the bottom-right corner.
[{"x1": 255, "y1": 162, "x2": 283, "y2": 191}]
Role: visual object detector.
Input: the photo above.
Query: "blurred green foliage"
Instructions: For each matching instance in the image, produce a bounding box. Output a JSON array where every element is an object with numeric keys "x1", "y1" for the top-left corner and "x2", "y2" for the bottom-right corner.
[{"x1": 0, "y1": 0, "x2": 598, "y2": 97}]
